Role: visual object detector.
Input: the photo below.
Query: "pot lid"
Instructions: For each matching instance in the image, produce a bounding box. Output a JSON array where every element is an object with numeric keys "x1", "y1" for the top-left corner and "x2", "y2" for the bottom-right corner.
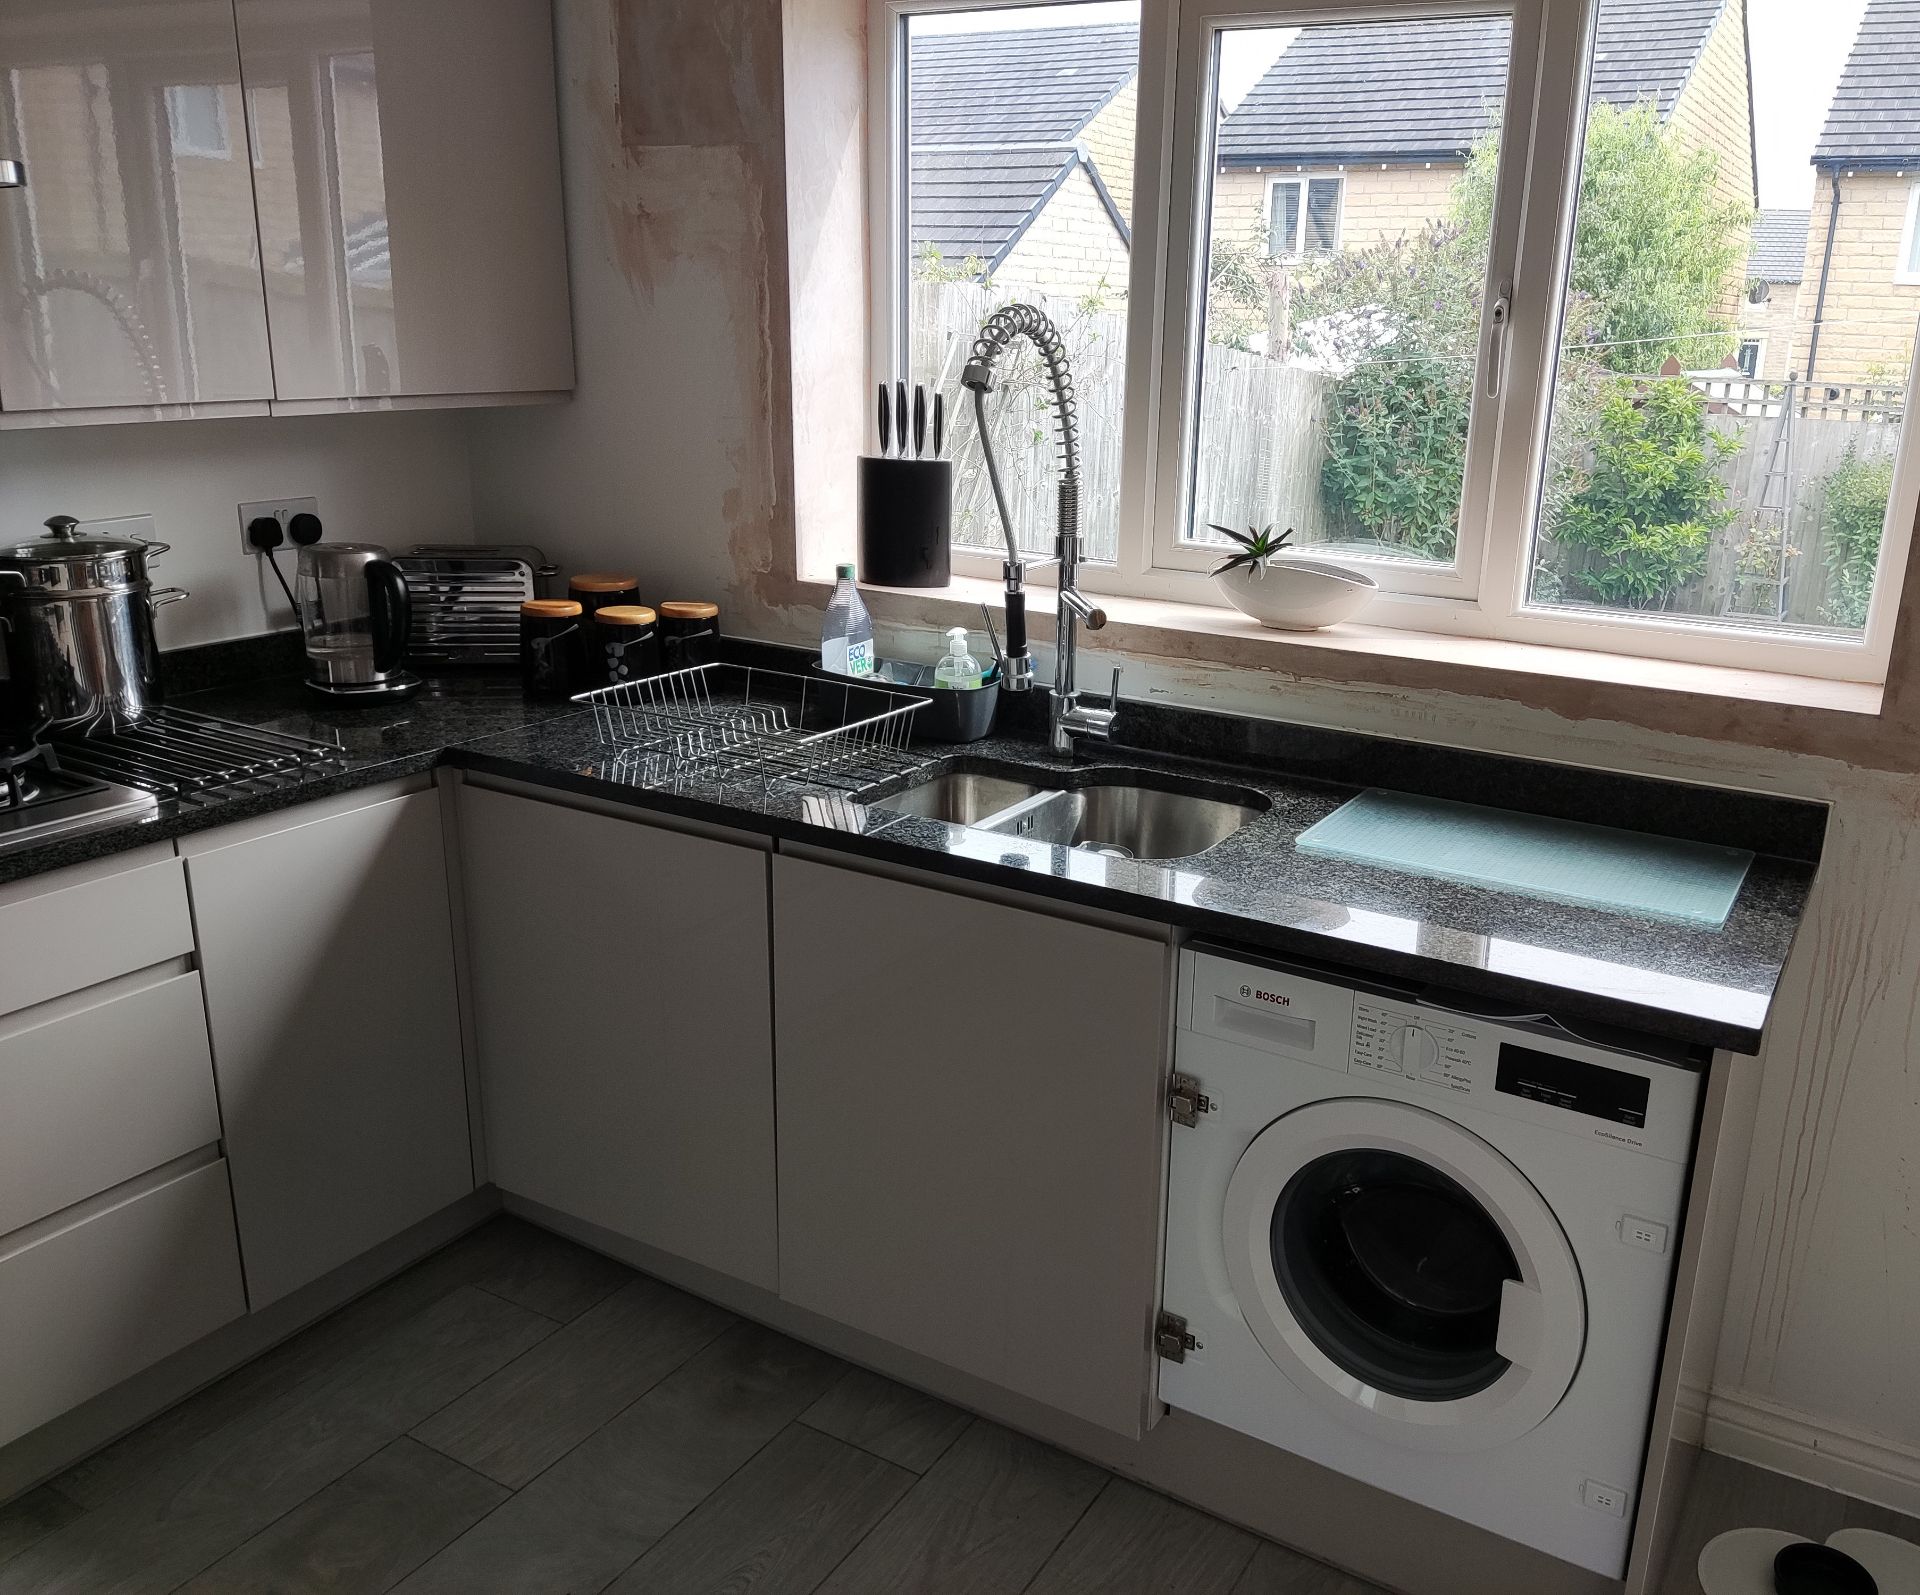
[{"x1": 0, "y1": 515, "x2": 147, "y2": 563}]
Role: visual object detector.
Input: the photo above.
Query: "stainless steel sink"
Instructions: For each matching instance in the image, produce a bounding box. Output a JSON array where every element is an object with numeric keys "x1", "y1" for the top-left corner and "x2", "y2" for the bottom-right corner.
[
  {"x1": 875, "y1": 763, "x2": 1268, "y2": 862},
  {"x1": 874, "y1": 770, "x2": 1047, "y2": 825}
]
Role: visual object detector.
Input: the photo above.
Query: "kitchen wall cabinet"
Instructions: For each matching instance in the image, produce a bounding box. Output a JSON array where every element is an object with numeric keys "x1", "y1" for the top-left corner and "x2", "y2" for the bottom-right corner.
[
  {"x1": 0, "y1": 0, "x2": 275, "y2": 412},
  {"x1": 0, "y1": 0, "x2": 571, "y2": 424},
  {"x1": 233, "y1": 0, "x2": 573, "y2": 404},
  {"x1": 771, "y1": 854, "x2": 1173, "y2": 1438},
  {"x1": 457, "y1": 785, "x2": 778, "y2": 1291},
  {"x1": 183, "y1": 786, "x2": 472, "y2": 1310}
]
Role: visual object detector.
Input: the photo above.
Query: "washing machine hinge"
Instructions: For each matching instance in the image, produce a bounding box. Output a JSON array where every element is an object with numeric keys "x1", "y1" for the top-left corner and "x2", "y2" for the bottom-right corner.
[
  {"x1": 1156, "y1": 1310, "x2": 1199, "y2": 1363},
  {"x1": 1168, "y1": 1073, "x2": 1213, "y2": 1127}
]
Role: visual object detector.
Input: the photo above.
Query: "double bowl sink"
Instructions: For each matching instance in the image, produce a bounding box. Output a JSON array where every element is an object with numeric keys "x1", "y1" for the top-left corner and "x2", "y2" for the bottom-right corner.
[{"x1": 868, "y1": 761, "x2": 1271, "y2": 863}]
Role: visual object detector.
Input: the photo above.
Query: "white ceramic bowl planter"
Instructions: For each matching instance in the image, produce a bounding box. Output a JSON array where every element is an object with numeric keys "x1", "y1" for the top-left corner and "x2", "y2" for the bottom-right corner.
[{"x1": 1207, "y1": 524, "x2": 1377, "y2": 631}]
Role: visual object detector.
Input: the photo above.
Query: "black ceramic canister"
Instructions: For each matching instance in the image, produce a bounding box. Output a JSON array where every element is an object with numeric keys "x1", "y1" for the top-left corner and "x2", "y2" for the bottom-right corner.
[
  {"x1": 858, "y1": 457, "x2": 953, "y2": 588},
  {"x1": 658, "y1": 600, "x2": 722, "y2": 671},
  {"x1": 519, "y1": 599, "x2": 587, "y2": 698},
  {"x1": 567, "y1": 571, "x2": 642, "y2": 623},
  {"x1": 592, "y1": 604, "x2": 662, "y2": 685}
]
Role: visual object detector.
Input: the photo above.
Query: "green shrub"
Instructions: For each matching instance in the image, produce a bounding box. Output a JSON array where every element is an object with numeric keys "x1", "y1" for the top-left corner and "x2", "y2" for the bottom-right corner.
[
  {"x1": 1817, "y1": 448, "x2": 1894, "y2": 628},
  {"x1": 1554, "y1": 376, "x2": 1735, "y2": 607},
  {"x1": 1318, "y1": 349, "x2": 1474, "y2": 559}
]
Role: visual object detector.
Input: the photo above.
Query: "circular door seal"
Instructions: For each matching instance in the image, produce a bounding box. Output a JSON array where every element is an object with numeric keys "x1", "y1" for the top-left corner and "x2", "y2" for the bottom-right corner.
[{"x1": 1223, "y1": 1097, "x2": 1586, "y2": 1454}]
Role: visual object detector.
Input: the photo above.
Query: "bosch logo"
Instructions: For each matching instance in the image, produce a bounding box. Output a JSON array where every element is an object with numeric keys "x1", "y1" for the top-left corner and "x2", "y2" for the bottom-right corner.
[{"x1": 1239, "y1": 984, "x2": 1291, "y2": 1007}]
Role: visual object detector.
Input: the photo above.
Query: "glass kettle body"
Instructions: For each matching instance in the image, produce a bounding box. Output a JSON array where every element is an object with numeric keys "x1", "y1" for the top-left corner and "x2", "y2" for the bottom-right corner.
[{"x1": 294, "y1": 543, "x2": 421, "y2": 699}]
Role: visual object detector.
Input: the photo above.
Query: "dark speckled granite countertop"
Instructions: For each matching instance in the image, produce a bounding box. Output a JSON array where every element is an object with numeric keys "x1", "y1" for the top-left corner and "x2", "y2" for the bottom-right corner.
[{"x1": 0, "y1": 663, "x2": 1818, "y2": 1054}]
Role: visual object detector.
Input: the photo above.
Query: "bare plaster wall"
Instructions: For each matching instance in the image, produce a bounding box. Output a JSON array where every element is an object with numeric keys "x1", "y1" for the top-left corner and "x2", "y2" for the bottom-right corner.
[{"x1": 470, "y1": 0, "x2": 1920, "y2": 1507}]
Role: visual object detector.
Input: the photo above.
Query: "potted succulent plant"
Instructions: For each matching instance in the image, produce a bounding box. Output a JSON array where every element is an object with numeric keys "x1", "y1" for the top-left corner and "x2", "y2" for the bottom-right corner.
[{"x1": 1207, "y1": 522, "x2": 1376, "y2": 631}]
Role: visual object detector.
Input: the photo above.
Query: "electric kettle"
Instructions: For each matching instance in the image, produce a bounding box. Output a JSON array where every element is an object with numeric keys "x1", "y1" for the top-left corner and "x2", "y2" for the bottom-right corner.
[{"x1": 294, "y1": 543, "x2": 421, "y2": 701}]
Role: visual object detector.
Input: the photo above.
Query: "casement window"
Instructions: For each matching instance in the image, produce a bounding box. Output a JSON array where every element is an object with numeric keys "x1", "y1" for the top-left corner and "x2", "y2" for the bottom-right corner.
[
  {"x1": 164, "y1": 84, "x2": 231, "y2": 159},
  {"x1": 1736, "y1": 339, "x2": 1762, "y2": 378},
  {"x1": 871, "y1": 0, "x2": 1918, "y2": 685},
  {"x1": 1267, "y1": 175, "x2": 1343, "y2": 259}
]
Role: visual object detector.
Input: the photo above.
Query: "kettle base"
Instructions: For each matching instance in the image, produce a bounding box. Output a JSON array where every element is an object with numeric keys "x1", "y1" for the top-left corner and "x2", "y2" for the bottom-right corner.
[{"x1": 305, "y1": 671, "x2": 423, "y2": 703}]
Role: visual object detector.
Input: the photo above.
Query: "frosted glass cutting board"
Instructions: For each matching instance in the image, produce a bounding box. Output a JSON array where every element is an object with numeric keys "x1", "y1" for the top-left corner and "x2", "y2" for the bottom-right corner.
[{"x1": 1295, "y1": 789, "x2": 1753, "y2": 928}]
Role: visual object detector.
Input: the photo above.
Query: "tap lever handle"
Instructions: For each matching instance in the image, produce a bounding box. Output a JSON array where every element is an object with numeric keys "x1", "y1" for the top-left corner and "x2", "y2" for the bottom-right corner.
[
  {"x1": 1108, "y1": 666, "x2": 1122, "y2": 709},
  {"x1": 1003, "y1": 586, "x2": 1027, "y2": 661}
]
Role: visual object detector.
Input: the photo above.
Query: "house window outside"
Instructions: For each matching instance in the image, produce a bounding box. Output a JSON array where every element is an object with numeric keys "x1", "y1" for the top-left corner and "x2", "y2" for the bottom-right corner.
[
  {"x1": 1899, "y1": 182, "x2": 1920, "y2": 285},
  {"x1": 1266, "y1": 175, "x2": 1342, "y2": 259},
  {"x1": 872, "y1": 0, "x2": 1917, "y2": 684},
  {"x1": 164, "y1": 84, "x2": 230, "y2": 159}
]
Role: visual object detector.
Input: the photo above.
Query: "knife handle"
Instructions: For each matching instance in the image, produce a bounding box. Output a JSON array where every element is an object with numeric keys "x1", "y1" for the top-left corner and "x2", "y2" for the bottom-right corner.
[
  {"x1": 932, "y1": 392, "x2": 944, "y2": 459},
  {"x1": 877, "y1": 384, "x2": 891, "y2": 457},
  {"x1": 913, "y1": 385, "x2": 926, "y2": 459},
  {"x1": 895, "y1": 382, "x2": 908, "y2": 458}
]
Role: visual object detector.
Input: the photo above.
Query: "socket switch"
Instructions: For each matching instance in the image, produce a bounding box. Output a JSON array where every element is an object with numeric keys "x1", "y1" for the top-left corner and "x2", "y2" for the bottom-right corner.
[{"x1": 239, "y1": 498, "x2": 318, "y2": 556}]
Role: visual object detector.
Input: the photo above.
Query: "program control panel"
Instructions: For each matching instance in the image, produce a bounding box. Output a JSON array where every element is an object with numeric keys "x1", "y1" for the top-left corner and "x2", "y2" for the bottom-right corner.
[{"x1": 1351, "y1": 1001, "x2": 1478, "y2": 1094}]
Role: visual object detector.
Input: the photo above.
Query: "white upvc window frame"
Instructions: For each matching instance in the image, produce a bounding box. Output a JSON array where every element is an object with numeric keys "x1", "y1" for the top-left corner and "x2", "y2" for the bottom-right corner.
[
  {"x1": 868, "y1": 0, "x2": 1915, "y2": 685},
  {"x1": 1897, "y1": 180, "x2": 1920, "y2": 285},
  {"x1": 1264, "y1": 171, "x2": 1344, "y2": 259}
]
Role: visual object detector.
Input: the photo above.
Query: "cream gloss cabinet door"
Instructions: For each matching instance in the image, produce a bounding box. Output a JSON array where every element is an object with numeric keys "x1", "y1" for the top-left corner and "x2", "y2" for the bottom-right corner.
[
  {"x1": 457, "y1": 787, "x2": 778, "y2": 1292},
  {"x1": 232, "y1": 0, "x2": 573, "y2": 402},
  {"x1": 0, "y1": 0, "x2": 275, "y2": 410},
  {"x1": 184, "y1": 789, "x2": 473, "y2": 1310},
  {"x1": 771, "y1": 855, "x2": 1173, "y2": 1438}
]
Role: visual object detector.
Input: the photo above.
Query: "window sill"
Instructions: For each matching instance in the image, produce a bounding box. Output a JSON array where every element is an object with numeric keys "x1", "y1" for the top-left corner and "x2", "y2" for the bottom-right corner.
[{"x1": 800, "y1": 573, "x2": 1889, "y2": 752}]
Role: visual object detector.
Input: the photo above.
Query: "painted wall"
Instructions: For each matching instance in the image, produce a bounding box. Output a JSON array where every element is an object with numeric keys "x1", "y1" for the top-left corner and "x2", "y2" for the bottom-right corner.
[
  {"x1": 465, "y1": 0, "x2": 1920, "y2": 1513},
  {"x1": 0, "y1": 410, "x2": 475, "y2": 648}
]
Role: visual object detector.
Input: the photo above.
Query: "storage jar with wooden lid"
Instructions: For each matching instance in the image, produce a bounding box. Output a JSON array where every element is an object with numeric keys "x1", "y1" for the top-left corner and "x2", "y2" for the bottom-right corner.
[
  {"x1": 592, "y1": 604, "x2": 661, "y2": 684},
  {"x1": 658, "y1": 600, "x2": 721, "y2": 670},
  {"x1": 519, "y1": 599, "x2": 587, "y2": 698},
  {"x1": 567, "y1": 572, "x2": 641, "y2": 622}
]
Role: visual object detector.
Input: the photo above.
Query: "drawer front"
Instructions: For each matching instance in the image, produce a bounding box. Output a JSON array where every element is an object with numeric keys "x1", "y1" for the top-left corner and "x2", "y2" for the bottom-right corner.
[
  {"x1": 0, "y1": 858, "x2": 194, "y2": 1018},
  {"x1": 0, "y1": 973, "x2": 222, "y2": 1237},
  {"x1": 0, "y1": 1160, "x2": 246, "y2": 1449}
]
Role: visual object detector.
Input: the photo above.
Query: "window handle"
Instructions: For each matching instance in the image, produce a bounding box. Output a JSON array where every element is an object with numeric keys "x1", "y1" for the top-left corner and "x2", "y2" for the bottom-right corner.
[{"x1": 1484, "y1": 281, "x2": 1512, "y2": 400}]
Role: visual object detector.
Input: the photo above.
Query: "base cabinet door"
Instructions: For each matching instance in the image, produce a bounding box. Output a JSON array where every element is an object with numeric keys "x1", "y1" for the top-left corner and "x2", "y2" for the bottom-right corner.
[
  {"x1": 185, "y1": 790, "x2": 472, "y2": 1309},
  {"x1": 457, "y1": 787, "x2": 777, "y2": 1290},
  {"x1": 771, "y1": 855, "x2": 1171, "y2": 1437}
]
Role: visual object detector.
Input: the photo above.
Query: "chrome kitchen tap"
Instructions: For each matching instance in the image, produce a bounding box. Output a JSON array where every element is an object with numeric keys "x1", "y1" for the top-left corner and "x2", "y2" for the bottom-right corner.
[{"x1": 961, "y1": 303, "x2": 1120, "y2": 755}]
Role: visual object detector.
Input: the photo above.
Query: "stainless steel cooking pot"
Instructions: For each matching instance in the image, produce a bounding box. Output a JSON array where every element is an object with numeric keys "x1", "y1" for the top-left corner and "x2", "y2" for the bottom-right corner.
[{"x1": 0, "y1": 515, "x2": 187, "y2": 731}]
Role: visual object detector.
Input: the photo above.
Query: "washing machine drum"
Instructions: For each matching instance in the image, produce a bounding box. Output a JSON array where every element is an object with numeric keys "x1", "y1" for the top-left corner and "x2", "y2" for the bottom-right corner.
[{"x1": 1223, "y1": 1098, "x2": 1587, "y2": 1454}]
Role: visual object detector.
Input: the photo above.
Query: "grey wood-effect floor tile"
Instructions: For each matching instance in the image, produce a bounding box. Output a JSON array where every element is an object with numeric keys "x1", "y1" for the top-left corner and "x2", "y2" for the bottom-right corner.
[
  {"x1": 814, "y1": 1418, "x2": 1107, "y2": 1595},
  {"x1": 1025, "y1": 1478, "x2": 1261, "y2": 1595},
  {"x1": 54, "y1": 1218, "x2": 536, "y2": 1510},
  {"x1": 603, "y1": 1421, "x2": 914, "y2": 1595},
  {"x1": 801, "y1": 1365, "x2": 973, "y2": 1474},
  {"x1": 411, "y1": 1273, "x2": 734, "y2": 1486},
  {"x1": 173, "y1": 1437, "x2": 508, "y2": 1595},
  {"x1": 0, "y1": 1489, "x2": 83, "y2": 1571},
  {"x1": 1231, "y1": 1540, "x2": 1388, "y2": 1595},
  {"x1": 453, "y1": 1215, "x2": 636, "y2": 1323},
  {"x1": 0, "y1": 1286, "x2": 552, "y2": 1595},
  {"x1": 391, "y1": 1321, "x2": 846, "y2": 1595}
]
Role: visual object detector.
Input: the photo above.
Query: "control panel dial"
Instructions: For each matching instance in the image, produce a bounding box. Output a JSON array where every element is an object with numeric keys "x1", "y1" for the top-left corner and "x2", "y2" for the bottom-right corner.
[{"x1": 1395, "y1": 1024, "x2": 1440, "y2": 1075}]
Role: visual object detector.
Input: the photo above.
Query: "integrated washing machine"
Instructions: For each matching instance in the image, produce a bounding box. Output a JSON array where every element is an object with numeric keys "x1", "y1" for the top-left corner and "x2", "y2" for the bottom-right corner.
[{"x1": 1160, "y1": 947, "x2": 1704, "y2": 1578}]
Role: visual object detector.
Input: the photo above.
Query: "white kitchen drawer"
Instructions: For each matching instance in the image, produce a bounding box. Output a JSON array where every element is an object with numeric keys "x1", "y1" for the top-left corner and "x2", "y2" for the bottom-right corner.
[
  {"x1": 0, "y1": 855, "x2": 194, "y2": 1018},
  {"x1": 0, "y1": 1159, "x2": 246, "y2": 1449},
  {"x1": 0, "y1": 972, "x2": 222, "y2": 1237}
]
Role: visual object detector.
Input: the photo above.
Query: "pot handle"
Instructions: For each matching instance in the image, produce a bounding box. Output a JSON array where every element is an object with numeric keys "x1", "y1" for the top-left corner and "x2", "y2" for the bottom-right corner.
[
  {"x1": 147, "y1": 586, "x2": 189, "y2": 609},
  {"x1": 134, "y1": 535, "x2": 172, "y2": 558},
  {"x1": 366, "y1": 560, "x2": 410, "y2": 673}
]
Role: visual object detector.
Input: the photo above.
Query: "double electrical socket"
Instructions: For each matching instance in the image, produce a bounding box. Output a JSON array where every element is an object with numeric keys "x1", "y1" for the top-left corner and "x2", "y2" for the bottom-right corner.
[{"x1": 238, "y1": 497, "x2": 319, "y2": 556}]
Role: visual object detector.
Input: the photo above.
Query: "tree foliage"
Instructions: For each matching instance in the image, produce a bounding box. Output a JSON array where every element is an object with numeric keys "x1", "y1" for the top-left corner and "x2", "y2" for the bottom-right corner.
[
  {"x1": 1816, "y1": 447, "x2": 1894, "y2": 628},
  {"x1": 1553, "y1": 376, "x2": 1735, "y2": 607}
]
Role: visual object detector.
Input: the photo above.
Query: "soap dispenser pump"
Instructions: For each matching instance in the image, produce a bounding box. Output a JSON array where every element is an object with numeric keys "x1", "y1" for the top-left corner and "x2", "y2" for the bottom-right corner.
[{"x1": 934, "y1": 626, "x2": 983, "y2": 689}]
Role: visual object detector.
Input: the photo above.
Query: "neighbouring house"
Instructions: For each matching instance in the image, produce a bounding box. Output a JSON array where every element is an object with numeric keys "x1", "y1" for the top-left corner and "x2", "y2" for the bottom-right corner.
[
  {"x1": 1211, "y1": 0, "x2": 1756, "y2": 275},
  {"x1": 1738, "y1": 208, "x2": 1809, "y2": 381},
  {"x1": 908, "y1": 23, "x2": 1137, "y2": 296},
  {"x1": 1797, "y1": 0, "x2": 1920, "y2": 390}
]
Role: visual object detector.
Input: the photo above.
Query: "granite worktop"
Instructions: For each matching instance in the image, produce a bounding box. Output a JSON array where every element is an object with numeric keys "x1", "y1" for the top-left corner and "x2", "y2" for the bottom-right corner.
[{"x1": 0, "y1": 649, "x2": 1821, "y2": 1053}]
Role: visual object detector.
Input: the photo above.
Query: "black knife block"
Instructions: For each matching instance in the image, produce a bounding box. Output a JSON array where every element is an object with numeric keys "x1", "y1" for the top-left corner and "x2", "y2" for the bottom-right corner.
[{"x1": 858, "y1": 456, "x2": 952, "y2": 588}]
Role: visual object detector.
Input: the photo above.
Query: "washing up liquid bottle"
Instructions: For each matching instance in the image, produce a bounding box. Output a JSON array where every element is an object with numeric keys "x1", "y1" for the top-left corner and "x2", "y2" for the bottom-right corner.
[
  {"x1": 821, "y1": 563, "x2": 875, "y2": 677},
  {"x1": 933, "y1": 626, "x2": 983, "y2": 689}
]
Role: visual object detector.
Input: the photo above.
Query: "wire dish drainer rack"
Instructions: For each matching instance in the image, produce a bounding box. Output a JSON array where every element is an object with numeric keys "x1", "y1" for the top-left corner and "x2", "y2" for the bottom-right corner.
[{"x1": 575, "y1": 662, "x2": 929, "y2": 799}]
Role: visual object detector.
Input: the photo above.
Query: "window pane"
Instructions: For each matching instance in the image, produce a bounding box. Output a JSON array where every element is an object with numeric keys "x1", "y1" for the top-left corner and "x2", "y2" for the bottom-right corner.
[
  {"x1": 905, "y1": 3, "x2": 1139, "y2": 563},
  {"x1": 1525, "y1": 0, "x2": 1910, "y2": 638},
  {"x1": 1189, "y1": 15, "x2": 1512, "y2": 569},
  {"x1": 1271, "y1": 180, "x2": 1301, "y2": 257}
]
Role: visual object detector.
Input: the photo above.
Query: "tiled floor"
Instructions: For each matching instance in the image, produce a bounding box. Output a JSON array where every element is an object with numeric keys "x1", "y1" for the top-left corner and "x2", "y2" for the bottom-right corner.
[
  {"x1": 2, "y1": 1216, "x2": 1914, "y2": 1595},
  {"x1": 0, "y1": 1218, "x2": 1380, "y2": 1595}
]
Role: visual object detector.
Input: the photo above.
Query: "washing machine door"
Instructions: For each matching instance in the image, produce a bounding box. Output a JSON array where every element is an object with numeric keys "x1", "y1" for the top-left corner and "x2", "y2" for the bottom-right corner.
[{"x1": 1223, "y1": 1097, "x2": 1585, "y2": 1454}]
